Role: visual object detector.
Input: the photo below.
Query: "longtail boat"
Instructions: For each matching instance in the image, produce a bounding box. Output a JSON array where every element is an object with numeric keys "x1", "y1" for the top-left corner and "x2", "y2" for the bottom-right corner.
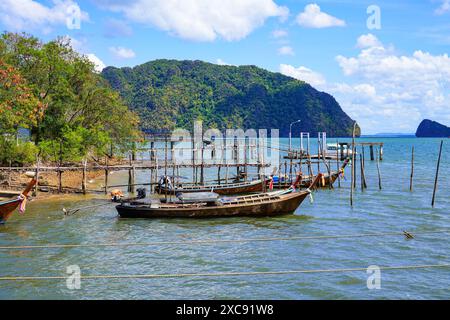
[
  {"x1": 154, "y1": 178, "x2": 264, "y2": 195},
  {"x1": 0, "y1": 179, "x2": 36, "y2": 224},
  {"x1": 268, "y1": 158, "x2": 350, "y2": 189},
  {"x1": 116, "y1": 174, "x2": 322, "y2": 219}
]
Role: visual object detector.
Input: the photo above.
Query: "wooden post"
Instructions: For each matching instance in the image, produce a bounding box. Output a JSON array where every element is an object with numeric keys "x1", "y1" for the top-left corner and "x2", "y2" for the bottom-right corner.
[
  {"x1": 370, "y1": 145, "x2": 374, "y2": 161},
  {"x1": 171, "y1": 141, "x2": 176, "y2": 187},
  {"x1": 33, "y1": 156, "x2": 40, "y2": 197},
  {"x1": 225, "y1": 163, "x2": 229, "y2": 184},
  {"x1": 164, "y1": 137, "x2": 168, "y2": 201},
  {"x1": 336, "y1": 140, "x2": 341, "y2": 188},
  {"x1": 353, "y1": 146, "x2": 357, "y2": 189},
  {"x1": 155, "y1": 155, "x2": 159, "y2": 193},
  {"x1": 128, "y1": 165, "x2": 136, "y2": 194},
  {"x1": 104, "y1": 157, "x2": 109, "y2": 195},
  {"x1": 217, "y1": 165, "x2": 221, "y2": 185},
  {"x1": 410, "y1": 146, "x2": 414, "y2": 192},
  {"x1": 380, "y1": 145, "x2": 384, "y2": 161},
  {"x1": 431, "y1": 140, "x2": 444, "y2": 208},
  {"x1": 350, "y1": 122, "x2": 357, "y2": 206},
  {"x1": 360, "y1": 154, "x2": 365, "y2": 191},
  {"x1": 150, "y1": 141, "x2": 155, "y2": 161},
  {"x1": 244, "y1": 137, "x2": 248, "y2": 182},
  {"x1": 150, "y1": 167, "x2": 154, "y2": 194},
  {"x1": 200, "y1": 142, "x2": 205, "y2": 185},
  {"x1": 192, "y1": 138, "x2": 196, "y2": 185},
  {"x1": 278, "y1": 163, "x2": 282, "y2": 189},
  {"x1": 58, "y1": 170, "x2": 63, "y2": 193},
  {"x1": 82, "y1": 158, "x2": 87, "y2": 195},
  {"x1": 376, "y1": 147, "x2": 382, "y2": 190},
  {"x1": 284, "y1": 161, "x2": 287, "y2": 187},
  {"x1": 8, "y1": 160, "x2": 12, "y2": 187}
]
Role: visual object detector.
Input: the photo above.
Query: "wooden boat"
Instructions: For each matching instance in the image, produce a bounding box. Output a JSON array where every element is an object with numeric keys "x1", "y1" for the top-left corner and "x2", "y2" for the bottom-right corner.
[
  {"x1": 116, "y1": 174, "x2": 322, "y2": 219},
  {"x1": 0, "y1": 179, "x2": 36, "y2": 224},
  {"x1": 154, "y1": 178, "x2": 264, "y2": 195},
  {"x1": 268, "y1": 158, "x2": 350, "y2": 189}
]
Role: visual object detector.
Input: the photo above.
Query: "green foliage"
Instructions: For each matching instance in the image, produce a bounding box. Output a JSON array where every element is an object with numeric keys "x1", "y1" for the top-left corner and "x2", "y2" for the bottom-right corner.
[
  {"x1": 102, "y1": 59, "x2": 358, "y2": 137},
  {"x1": 0, "y1": 32, "x2": 141, "y2": 165},
  {"x1": 0, "y1": 136, "x2": 38, "y2": 166},
  {"x1": 0, "y1": 59, "x2": 44, "y2": 133}
]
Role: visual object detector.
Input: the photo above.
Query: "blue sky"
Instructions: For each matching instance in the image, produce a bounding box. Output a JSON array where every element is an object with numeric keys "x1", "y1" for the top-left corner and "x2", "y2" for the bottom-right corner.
[{"x1": 1, "y1": 0, "x2": 450, "y2": 134}]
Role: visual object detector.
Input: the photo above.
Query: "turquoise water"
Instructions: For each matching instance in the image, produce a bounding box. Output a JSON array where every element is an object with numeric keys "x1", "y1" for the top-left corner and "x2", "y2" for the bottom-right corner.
[{"x1": 0, "y1": 137, "x2": 448, "y2": 299}]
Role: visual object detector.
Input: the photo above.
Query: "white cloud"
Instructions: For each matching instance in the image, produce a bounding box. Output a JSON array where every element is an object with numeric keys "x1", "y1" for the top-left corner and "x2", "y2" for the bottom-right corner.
[
  {"x1": 279, "y1": 64, "x2": 326, "y2": 87},
  {"x1": 281, "y1": 35, "x2": 450, "y2": 133},
  {"x1": 109, "y1": 46, "x2": 136, "y2": 59},
  {"x1": 94, "y1": 0, "x2": 289, "y2": 41},
  {"x1": 271, "y1": 29, "x2": 288, "y2": 38},
  {"x1": 216, "y1": 58, "x2": 231, "y2": 66},
  {"x1": 278, "y1": 46, "x2": 295, "y2": 56},
  {"x1": 0, "y1": 0, "x2": 88, "y2": 33},
  {"x1": 86, "y1": 53, "x2": 106, "y2": 72},
  {"x1": 333, "y1": 37, "x2": 450, "y2": 133},
  {"x1": 296, "y1": 4, "x2": 345, "y2": 28},
  {"x1": 356, "y1": 33, "x2": 382, "y2": 49},
  {"x1": 435, "y1": 0, "x2": 450, "y2": 15}
]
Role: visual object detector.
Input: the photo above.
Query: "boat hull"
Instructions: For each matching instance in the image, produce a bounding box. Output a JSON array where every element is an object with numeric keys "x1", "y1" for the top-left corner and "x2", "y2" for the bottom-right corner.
[
  {"x1": 116, "y1": 191, "x2": 309, "y2": 219},
  {"x1": 269, "y1": 172, "x2": 339, "y2": 189},
  {"x1": 0, "y1": 199, "x2": 22, "y2": 224},
  {"x1": 0, "y1": 179, "x2": 36, "y2": 224},
  {"x1": 155, "y1": 180, "x2": 264, "y2": 195}
]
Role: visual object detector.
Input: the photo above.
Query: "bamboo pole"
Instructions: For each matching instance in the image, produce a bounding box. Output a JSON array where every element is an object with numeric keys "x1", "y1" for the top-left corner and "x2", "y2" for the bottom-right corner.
[
  {"x1": 278, "y1": 163, "x2": 282, "y2": 189},
  {"x1": 376, "y1": 147, "x2": 382, "y2": 190},
  {"x1": 350, "y1": 122, "x2": 357, "y2": 206},
  {"x1": 104, "y1": 157, "x2": 109, "y2": 195},
  {"x1": 431, "y1": 140, "x2": 444, "y2": 208},
  {"x1": 359, "y1": 153, "x2": 365, "y2": 191},
  {"x1": 410, "y1": 146, "x2": 414, "y2": 192},
  {"x1": 164, "y1": 137, "x2": 168, "y2": 201},
  {"x1": 336, "y1": 140, "x2": 341, "y2": 188},
  {"x1": 82, "y1": 158, "x2": 87, "y2": 195},
  {"x1": 33, "y1": 156, "x2": 40, "y2": 197}
]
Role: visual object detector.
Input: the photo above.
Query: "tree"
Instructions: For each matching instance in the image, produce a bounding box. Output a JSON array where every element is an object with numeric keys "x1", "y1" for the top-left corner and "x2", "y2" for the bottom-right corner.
[{"x1": 0, "y1": 32, "x2": 141, "y2": 165}]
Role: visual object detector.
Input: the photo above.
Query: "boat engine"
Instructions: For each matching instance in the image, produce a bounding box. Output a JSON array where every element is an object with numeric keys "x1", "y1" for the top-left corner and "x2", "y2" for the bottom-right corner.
[{"x1": 136, "y1": 188, "x2": 146, "y2": 199}]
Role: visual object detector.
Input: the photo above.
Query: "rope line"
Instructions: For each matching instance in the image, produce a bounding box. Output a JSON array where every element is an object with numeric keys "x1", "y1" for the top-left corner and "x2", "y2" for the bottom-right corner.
[
  {"x1": 0, "y1": 263, "x2": 449, "y2": 281},
  {"x1": 0, "y1": 229, "x2": 448, "y2": 251}
]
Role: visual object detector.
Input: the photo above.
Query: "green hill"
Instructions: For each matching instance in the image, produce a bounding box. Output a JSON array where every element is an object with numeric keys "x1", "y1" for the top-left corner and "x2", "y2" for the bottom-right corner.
[{"x1": 102, "y1": 59, "x2": 359, "y2": 137}]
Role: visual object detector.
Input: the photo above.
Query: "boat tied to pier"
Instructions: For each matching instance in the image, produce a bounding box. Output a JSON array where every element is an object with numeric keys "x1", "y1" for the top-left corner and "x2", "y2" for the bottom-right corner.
[
  {"x1": 154, "y1": 177, "x2": 264, "y2": 195},
  {"x1": 116, "y1": 174, "x2": 322, "y2": 219}
]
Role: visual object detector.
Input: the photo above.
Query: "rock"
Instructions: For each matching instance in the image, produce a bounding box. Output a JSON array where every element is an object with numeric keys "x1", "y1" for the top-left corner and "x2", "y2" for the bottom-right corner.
[{"x1": 416, "y1": 119, "x2": 450, "y2": 137}]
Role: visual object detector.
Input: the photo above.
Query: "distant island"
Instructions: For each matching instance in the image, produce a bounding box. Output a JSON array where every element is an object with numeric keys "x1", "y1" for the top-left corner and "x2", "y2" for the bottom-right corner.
[
  {"x1": 102, "y1": 59, "x2": 359, "y2": 137},
  {"x1": 416, "y1": 119, "x2": 450, "y2": 137},
  {"x1": 363, "y1": 133, "x2": 415, "y2": 138}
]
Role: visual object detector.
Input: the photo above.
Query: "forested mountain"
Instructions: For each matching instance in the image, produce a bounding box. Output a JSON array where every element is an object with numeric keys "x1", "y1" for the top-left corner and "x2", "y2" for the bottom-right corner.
[{"x1": 102, "y1": 59, "x2": 359, "y2": 137}]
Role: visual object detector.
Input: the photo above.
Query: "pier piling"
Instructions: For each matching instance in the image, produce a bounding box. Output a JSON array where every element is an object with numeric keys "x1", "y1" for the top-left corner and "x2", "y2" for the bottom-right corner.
[{"x1": 431, "y1": 140, "x2": 444, "y2": 207}]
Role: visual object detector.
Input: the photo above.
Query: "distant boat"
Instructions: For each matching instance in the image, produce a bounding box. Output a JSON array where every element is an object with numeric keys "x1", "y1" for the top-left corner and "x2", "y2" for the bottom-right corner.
[
  {"x1": 0, "y1": 179, "x2": 36, "y2": 224},
  {"x1": 154, "y1": 178, "x2": 264, "y2": 195},
  {"x1": 269, "y1": 158, "x2": 350, "y2": 189}
]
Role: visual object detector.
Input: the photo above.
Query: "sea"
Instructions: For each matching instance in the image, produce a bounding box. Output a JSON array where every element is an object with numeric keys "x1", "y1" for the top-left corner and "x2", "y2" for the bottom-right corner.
[{"x1": 0, "y1": 137, "x2": 448, "y2": 299}]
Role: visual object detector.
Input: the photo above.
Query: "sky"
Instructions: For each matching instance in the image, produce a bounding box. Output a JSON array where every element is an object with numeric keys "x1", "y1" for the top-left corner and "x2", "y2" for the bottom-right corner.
[{"x1": 0, "y1": 0, "x2": 449, "y2": 134}]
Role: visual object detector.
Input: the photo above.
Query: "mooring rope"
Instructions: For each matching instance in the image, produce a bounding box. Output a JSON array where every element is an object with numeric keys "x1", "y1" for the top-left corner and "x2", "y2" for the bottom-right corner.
[
  {"x1": 0, "y1": 229, "x2": 448, "y2": 251},
  {"x1": 0, "y1": 263, "x2": 449, "y2": 281}
]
